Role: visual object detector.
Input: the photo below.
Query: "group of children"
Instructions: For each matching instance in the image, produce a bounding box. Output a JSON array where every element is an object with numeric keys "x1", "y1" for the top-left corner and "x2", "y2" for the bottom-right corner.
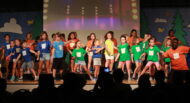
[{"x1": 0, "y1": 29, "x2": 189, "y2": 81}]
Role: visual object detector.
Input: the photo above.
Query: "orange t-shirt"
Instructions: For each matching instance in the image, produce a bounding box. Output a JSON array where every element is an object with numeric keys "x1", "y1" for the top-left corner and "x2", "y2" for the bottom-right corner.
[
  {"x1": 26, "y1": 40, "x2": 35, "y2": 50},
  {"x1": 164, "y1": 46, "x2": 190, "y2": 70},
  {"x1": 128, "y1": 37, "x2": 143, "y2": 47},
  {"x1": 66, "y1": 39, "x2": 79, "y2": 50},
  {"x1": 86, "y1": 40, "x2": 93, "y2": 49}
]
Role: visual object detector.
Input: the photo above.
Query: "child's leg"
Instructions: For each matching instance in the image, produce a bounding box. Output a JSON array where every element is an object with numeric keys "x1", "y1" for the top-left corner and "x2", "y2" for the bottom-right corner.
[
  {"x1": 45, "y1": 60, "x2": 50, "y2": 74},
  {"x1": 118, "y1": 62, "x2": 124, "y2": 71},
  {"x1": 5, "y1": 61, "x2": 9, "y2": 78},
  {"x1": 155, "y1": 62, "x2": 161, "y2": 71},
  {"x1": 37, "y1": 61, "x2": 43, "y2": 76},
  {"x1": 133, "y1": 62, "x2": 140, "y2": 78},
  {"x1": 126, "y1": 61, "x2": 131, "y2": 79},
  {"x1": 164, "y1": 64, "x2": 169, "y2": 77},
  {"x1": 105, "y1": 59, "x2": 110, "y2": 68},
  {"x1": 141, "y1": 61, "x2": 152, "y2": 75},
  {"x1": 12, "y1": 62, "x2": 17, "y2": 76},
  {"x1": 74, "y1": 64, "x2": 79, "y2": 72},
  {"x1": 71, "y1": 59, "x2": 75, "y2": 72},
  {"x1": 52, "y1": 69, "x2": 56, "y2": 78},
  {"x1": 94, "y1": 65, "x2": 99, "y2": 78},
  {"x1": 87, "y1": 55, "x2": 92, "y2": 70},
  {"x1": 16, "y1": 61, "x2": 22, "y2": 77},
  {"x1": 109, "y1": 59, "x2": 114, "y2": 71},
  {"x1": 83, "y1": 65, "x2": 92, "y2": 78},
  {"x1": 30, "y1": 68, "x2": 37, "y2": 77}
]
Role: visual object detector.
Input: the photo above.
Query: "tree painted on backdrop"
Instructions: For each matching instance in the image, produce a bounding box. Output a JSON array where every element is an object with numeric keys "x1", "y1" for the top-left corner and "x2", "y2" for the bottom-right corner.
[
  {"x1": 172, "y1": 10, "x2": 187, "y2": 45},
  {"x1": 140, "y1": 10, "x2": 150, "y2": 38}
]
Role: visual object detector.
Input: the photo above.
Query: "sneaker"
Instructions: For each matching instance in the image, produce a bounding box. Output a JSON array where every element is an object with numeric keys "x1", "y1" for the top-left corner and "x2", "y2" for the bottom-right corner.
[
  {"x1": 10, "y1": 76, "x2": 15, "y2": 81},
  {"x1": 18, "y1": 76, "x2": 23, "y2": 81},
  {"x1": 34, "y1": 76, "x2": 39, "y2": 81},
  {"x1": 90, "y1": 76, "x2": 94, "y2": 80}
]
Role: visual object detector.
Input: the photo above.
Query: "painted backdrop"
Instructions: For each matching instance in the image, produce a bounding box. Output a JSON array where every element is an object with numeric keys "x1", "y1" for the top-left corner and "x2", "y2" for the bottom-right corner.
[{"x1": 141, "y1": 8, "x2": 190, "y2": 46}]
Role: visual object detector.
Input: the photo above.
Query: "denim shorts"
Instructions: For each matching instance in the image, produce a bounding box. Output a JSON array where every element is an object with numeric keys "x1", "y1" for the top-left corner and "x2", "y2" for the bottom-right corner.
[
  {"x1": 40, "y1": 53, "x2": 50, "y2": 61},
  {"x1": 21, "y1": 61, "x2": 34, "y2": 69}
]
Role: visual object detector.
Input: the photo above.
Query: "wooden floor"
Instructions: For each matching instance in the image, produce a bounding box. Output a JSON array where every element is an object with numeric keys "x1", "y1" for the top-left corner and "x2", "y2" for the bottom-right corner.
[{"x1": 7, "y1": 80, "x2": 156, "y2": 85}]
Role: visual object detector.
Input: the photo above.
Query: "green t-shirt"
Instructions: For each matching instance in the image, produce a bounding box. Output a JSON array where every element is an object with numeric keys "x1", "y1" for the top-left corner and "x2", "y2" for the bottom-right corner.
[
  {"x1": 118, "y1": 43, "x2": 130, "y2": 61},
  {"x1": 162, "y1": 46, "x2": 171, "y2": 62},
  {"x1": 72, "y1": 48, "x2": 86, "y2": 63},
  {"x1": 145, "y1": 46, "x2": 160, "y2": 62},
  {"x1": 132, "y1": 44, "x2": 143, "y2": 61},
  {"x1": 140, "y1": 41, "x2": 149, "y2": 52}
]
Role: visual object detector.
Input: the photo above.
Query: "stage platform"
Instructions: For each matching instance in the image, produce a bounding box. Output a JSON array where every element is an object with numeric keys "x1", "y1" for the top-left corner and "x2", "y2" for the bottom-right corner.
[{"x1": 7, "y1": 80, "x2": 156, "y2": 93}]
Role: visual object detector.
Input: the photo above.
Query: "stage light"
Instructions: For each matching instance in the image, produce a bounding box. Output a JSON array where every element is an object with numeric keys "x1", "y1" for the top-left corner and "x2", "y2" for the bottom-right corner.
[
  {"x1": 132, "y1": 9, "x2": 137, "y2": 14},
  {"x1": 132, "y1": 15, "x2": 138, "y2": 20},
  {"x1": 131, "y1": 3, "x2": 137, "y2": 7},
  {"x1": 43, "y1": 9, "x2": 48, "y2": 14},
  {"x1": 44, "y1": 4, "x2": 49, "y2": 8},
  {"x1": 43, "y1": 15, "x2": 48, "y2": 20}
]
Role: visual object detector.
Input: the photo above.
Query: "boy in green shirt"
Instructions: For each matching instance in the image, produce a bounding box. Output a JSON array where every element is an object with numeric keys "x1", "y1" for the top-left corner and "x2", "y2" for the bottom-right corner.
[{"x1": 115, "y1": 35, "x2": 132, "y2": 80}]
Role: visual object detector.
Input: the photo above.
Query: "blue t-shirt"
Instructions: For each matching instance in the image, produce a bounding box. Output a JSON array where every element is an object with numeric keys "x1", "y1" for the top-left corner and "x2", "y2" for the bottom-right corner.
[
  {"x1": 21, "y1": 48, "x2": 32, "y2": 62},
  {"x1": 92, "y1": 46, "x2": 102, "y2": 58},
  {"x1": 37, "y1": 40, "x2": 51, "y2": 53},
  {"x1": 53, "y1": 41, "x2": 64, "y2": 58},
  {"x1": 13, "y1": 46, "x2": 22, "y2": 59},
  {"x1": 2, "y1": 41, "x2": 11, "y2": 56}
]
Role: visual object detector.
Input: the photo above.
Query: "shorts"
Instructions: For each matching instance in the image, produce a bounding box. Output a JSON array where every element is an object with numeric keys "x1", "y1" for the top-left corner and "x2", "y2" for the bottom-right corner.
[
  {"x1": 119, "y1": 61, "x2": 131, "y2": 65},
  {"x1": 165, "y1": 62, "x2": 170, "y2": 65},
  {"x1": 105, "y1": 55, "x2": 114, "y2": 60},
  {"x1": 88, "y1": 52, "x2": 93, "y2": 56},
  {"x1": 75, "y1": 60, "x2": 86, "y2": 65},
  {"x1": 146, "y1": 61, "x2": 159, "y2": 67},
  {"x1": 52, "y1": 58, "x2": 64, "y2": 70},
  {"x1": 135, "y1": 59, "x2": 142, "y2": 63},
  {"x1": 40, "y1": 53, "x2": 50, "y2": 61},
  {"x1": 93, "y1": 58, "x2": 101, "y2": 66},
  {"x1": 21, "y1": 61, "x2": 34, "y2": 70}
]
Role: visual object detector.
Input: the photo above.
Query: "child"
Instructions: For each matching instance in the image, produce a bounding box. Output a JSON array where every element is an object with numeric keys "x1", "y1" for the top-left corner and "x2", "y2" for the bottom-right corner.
[
  {"x1": 10, "y1": 39, "x2": 22, "y2": 81},
  {"x1": 72, "y1": 41, "x2": 93, "y2": 80},
  {"x1": 104, "y1": 32, "x2": 116, "y2": 72},
  {"x1": 16, "y1": 41, "x2": 38, "y2": 80},
  {"x1": 115, "y1": 35, "x2": 132, "y2": 80},
  {"x1": 92, "y1": 39, "x2": 104, "y2": 79},
  {"x1": 86, "y1": 33, "x2": 96, "y2": 71},
  {"x1": 37, "y1": 31, "x2": 51, "y2": 76},
  {"x1": 131, "y1": 39, "x2": 143, "y2": 79},
  {"x1": 140, "y1": 38, "x2": 161, "y2": 76},
  {"x1": 66, "y1": 32, "x2": 79, "y2": 72},
  {"x1": 1, "y1": 34, "x2": 11, "y2": 78},
  {"x1": 161, "y1": 37, "x2": 171, "y2": 77},
  {"x1": 51, "y1": 33, "x2": 64, "y2": 78}
]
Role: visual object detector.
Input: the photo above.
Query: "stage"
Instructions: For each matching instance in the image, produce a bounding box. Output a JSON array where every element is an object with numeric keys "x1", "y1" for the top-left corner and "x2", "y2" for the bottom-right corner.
[{"x1": 7, "y1": 80, "x2": 156, "y2": 93}]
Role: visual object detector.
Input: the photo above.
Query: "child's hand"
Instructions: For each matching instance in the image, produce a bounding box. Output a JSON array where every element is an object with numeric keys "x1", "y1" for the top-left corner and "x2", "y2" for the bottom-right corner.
[
  {"x1": 115, "y1": 59, "x2": 118, "y2": 62},
  {"x1": 131, "y1": 60, "x2": 134, "y2": 63}
]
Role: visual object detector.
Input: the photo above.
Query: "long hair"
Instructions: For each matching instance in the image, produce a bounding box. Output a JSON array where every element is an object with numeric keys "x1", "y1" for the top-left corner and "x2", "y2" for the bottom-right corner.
[
  {"x1": 68, "y1": 32, "x2": 77, "y2": 40},
  {"x1": 25, "y1": 32, "x2": 33, "y2": 41},
  {"x1": 130, "y1": 29, "x2": 138, "y2": 37},
  {"x1": 89, "y1": 33, "x2": 96, "y2": 40},
  {"x1": 39, "y1": 31, "x2": 49, "y2": 41},
  {"x1": 104, "y1": 31, "x2": 114, "y2": 40}
]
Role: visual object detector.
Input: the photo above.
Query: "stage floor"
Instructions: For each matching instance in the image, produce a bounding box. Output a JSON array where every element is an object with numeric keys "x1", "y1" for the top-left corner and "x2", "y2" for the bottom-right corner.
[
  {"x1": 6, "y1": 80, "x2": 156, "y2": 93},
  {"x1": 7, "y1": 80, "x2": 156, "y2": 85}
]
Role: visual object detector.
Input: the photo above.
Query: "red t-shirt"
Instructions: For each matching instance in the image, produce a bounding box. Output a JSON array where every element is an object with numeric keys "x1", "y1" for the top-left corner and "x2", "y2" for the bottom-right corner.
[
  {"x1": 66, "y1": 39, "x2": 79, "y2": 50},
  {"x1": 164, "y1": 46, "x2": 190, "y2": 70}
]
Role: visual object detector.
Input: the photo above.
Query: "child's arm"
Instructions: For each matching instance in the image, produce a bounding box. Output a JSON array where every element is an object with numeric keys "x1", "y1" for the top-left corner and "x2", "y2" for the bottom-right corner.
[
  {"x1": 1, "y1": 49, "x2": 5, "y2": 60},
  {"x1": 140, "y1": 53, "x2": 146, "y2": 61},
  {"x1": 30, "y1": 50, "x2": 38, "y2": 56},
  {"x1": 51, "y1": 48, "x2": 55, "y2": 62},
  {"x1": 157, "y1": 53, "x2": 160, "y2": 62},
  {"x1": 131, "y1": 54, "x2": 134, "y2": 63},
  {"x1": 115, "y1": 53, "x2": 120, "y2": 62},
  {"x1": 95, "y1": 47, "x2": 104, "y2": 53}
]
